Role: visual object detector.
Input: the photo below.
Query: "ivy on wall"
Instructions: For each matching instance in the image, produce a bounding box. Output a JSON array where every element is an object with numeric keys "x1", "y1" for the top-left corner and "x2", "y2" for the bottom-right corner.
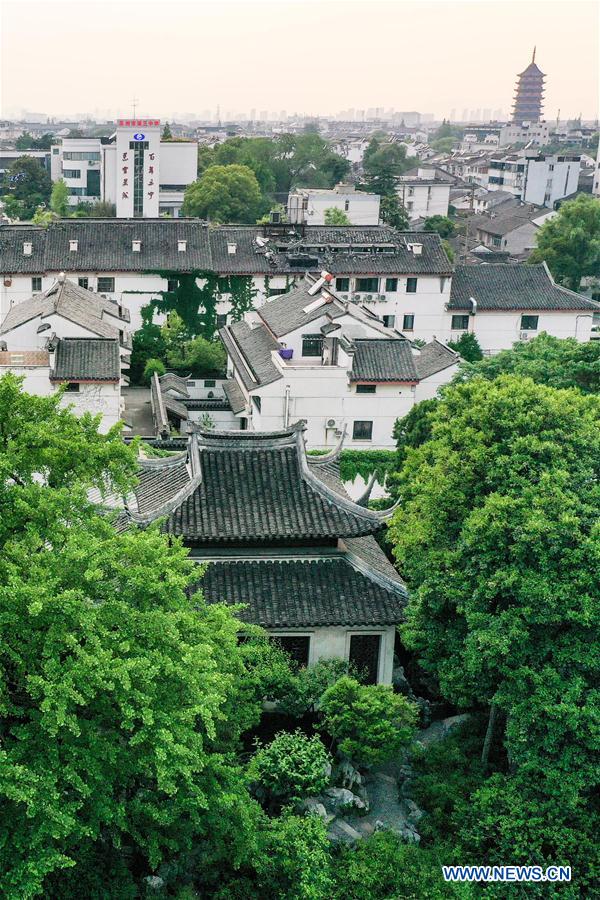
[{"x1": 218, "y1": 275, "x2": 258, "y2": 322}]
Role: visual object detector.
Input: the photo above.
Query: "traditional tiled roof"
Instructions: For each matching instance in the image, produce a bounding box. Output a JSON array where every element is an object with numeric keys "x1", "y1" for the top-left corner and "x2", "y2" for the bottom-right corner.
[
  {"x1": 258, "y1": 279, "x2": 346, "y2": 337},
  {"x1": 159, "y1": 372, "x2": 190, "y2": 398},
  {"x1": 219, "y1": 320, "x2": 282, "y2": 390},
  {"x1": 223, "y1": 378, "x2": 246, "y2": 414},
  {"x1": 469, "y1": 204, "x2": 540, "y2": 236},
  {"x1": 0, "y1": 221, "x2": 452, "y2": 277},
  {"x1": 449, "y1": 264, "x2": 600, "y2": 311},
  {"x1": 51, "y1": 337, "x2": 121, "y2": 382},
  {"x1": 0, "y1": 277, "x2": 129, "y2": 340},
  {"x1": 40, "y1": 220, "x2": 212, "y2": 272},
  {"x1": 414, "y1": 340, "x2": 460, "y2": 379},
  {"x1": 121, "y1": 425, "x2": 390, "y2": 543},
  {"x1": 350, "y1": 339, "x2": 418, "y2": 382},
  {"x1": 197, "y1": 552, "x2": 406, "y2": 627}
]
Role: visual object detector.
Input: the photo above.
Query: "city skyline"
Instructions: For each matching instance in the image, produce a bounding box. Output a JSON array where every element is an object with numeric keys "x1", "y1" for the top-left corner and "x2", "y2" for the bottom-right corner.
[{"x1": 1, "y1": 0, "x2": 598, "y2": 122}]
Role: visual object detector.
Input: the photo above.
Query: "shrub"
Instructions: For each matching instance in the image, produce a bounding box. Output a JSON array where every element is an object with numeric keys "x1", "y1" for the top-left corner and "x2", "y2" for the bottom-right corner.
[
  {"x1": 319, "y1": 676, "x2": 418, "y2": 766},
  {"x1": 143, "y1": 357, "x2": 166, "y2": 382},
  {"x1": 249, "y1": 730, "x2": 332, "y2": 805}
]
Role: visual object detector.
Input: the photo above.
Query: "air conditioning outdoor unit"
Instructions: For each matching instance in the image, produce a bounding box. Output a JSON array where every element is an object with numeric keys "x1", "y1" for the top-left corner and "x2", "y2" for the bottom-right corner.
[
  {"x1": 364, "y1": 294, "x2": 373, "y2": 301},
  {"x1": 519, "y1": 331, "x2": 531, "y2": 341},
  {"x1": 377, "y1": 293, "x2": 386, "y2": 301},
  {"x1": 340, "y1": 294, "x2": 349, "y2": 301},
  {"x1": 326, "y1": 417, "x2": 343, "y2": 430}
]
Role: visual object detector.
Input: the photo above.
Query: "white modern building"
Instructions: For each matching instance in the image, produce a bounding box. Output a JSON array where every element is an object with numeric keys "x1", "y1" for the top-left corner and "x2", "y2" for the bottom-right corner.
[
  {"x1": 50, "y1": 119, "x2": 198, "y2": 217},
  {"x1": 0, "y1": 275, "x2": 131, "y2": 430},
  {"x1": 487, "y1": 152, "x2": 581, "y2": 207},
  {"x1": 219, "y1": 273, "x2": 460, "y2": 448},
  {"x1": 498, "y1": 121, "x2": 551, "y2": 147},
  {"x1": 445, "y1": 264, "x2": 600, "y2": 353},
  {"x1": 593, "y1": 142, "x2": 600, "y2": 197},
  {"x1": 287, "y1": 184, "x2": 380, "y2": 225},
  {"x1": 396, "y1": 168, "x2": 451, "y2": 221}
]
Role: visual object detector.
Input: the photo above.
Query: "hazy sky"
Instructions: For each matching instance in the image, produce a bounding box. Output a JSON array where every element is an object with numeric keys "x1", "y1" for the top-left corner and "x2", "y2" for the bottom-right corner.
[{"x1": 1, "y1": 0, "x2": 598, "y2": 121}]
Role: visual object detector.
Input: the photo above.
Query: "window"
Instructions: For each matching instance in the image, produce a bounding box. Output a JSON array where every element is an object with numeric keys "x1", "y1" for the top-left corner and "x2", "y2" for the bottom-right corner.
[
  {"x1": 68, "y1": 187, "x2": 87, "y2": 196},
  {"x1": 520, "y1": 315, "x2": 539, "y2": 331},
  {"x1": 166, "y1": 279, "x2": 178, "y2": 292},
  {"x1": 335, "y1": 277, "x2": 350, "y2": 292},
  {"x1": 406, "y1": 277, "x2": 418, "y2": 293},
  {"x1": 78, "y1": 277, "x2": 89, "y2": 290},
  {"x1": 302, "y1": 334, "x2": 323, "y2": 357},
  {"x1": 31, "y1": 276, "x2": 42, "y2": 292},
  {"x1": 216, "y1": 314, "x2": 227, "y2": 329},
  {"x1": 348, "y1": 634, "x2": 381, "y2": 685},
  {"x1": 272, "y1": 635, "x2": 310, "y2": 668},
  {"x1": 86, "y1": 169, "x2": 100, "y2": 197},
  {"x1": 385, "y1": 278, "x2": 398, "y2": 292},
  {"x1": 63, "y1": 169, "x2": 81, "y2": 179},
  {"x1": 353, "y1": 420, "x2": 373, "y2": 441},
  {"x1": 268, "y1": 288, "x2": 286, "y2": 296},
  {"x1": 252, "y1": 396, "x2": 262, "y2": 413},
  {"x1": 382, "y1": 315, "x2": 395, "y2": 328},
  {"x1": 451, "y1": 315, "x2": 469, "y2": 330},
  {"x1": 97, "y1": 277, "x2": 115, "y2": 293},
  {"x1": 133, "y1": 143, "x2": 145, "y2": 217},
  {"x1": 239, "y1": 417, "x2": 248, "y2": 431},
  {"x1": 204, "y1": 379, "x2": 216, "y2": 388},
  {"x1": 403, "y1": 314, "x2": 415, "y2": 331},
  {"x1": 64, "y1": 383, "x2": 80, "y2": 393},
  {"x1": 356, "y1": 384, "x2": 376, "y2": 394},
  {"x1": 63, "y1": 152, "x2": 101, "y2": 161},
  {"x1": 355, "y1": 277, "x2": 379, "y2": 293},
  {"x1": 344, "y1": 199, "x2": 350, "y2": 211}
]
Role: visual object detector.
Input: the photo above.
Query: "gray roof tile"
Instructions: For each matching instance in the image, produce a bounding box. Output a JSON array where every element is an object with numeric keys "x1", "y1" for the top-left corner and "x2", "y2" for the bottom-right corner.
[
  {"x1": 198, "y1": 555, "x2": 406, "y2": 627},
  {"x1": 223, "y1": 378, "x2": 246, "y2": 414},
  {"x1": 415, "y1": 340, "x2": 460, "y2": 379},
  {"x1": 350, "y1": 339, "x2": 418, "y2": 382},
  {"x1": 258, "y1": 278, "x2": 346, "y2": 337},
  {"x1": 219, "y1": 320, "x2": 282, "y2": 390},
  {"x1": 0, "y1": 277, "x2": 129, "y2": 339},
  {"x1": 51, "y1": 337, "x2": 120, "y2": 381},
  {"x1": 449, "y1": 264, "x2": 600, "y2": 311}
]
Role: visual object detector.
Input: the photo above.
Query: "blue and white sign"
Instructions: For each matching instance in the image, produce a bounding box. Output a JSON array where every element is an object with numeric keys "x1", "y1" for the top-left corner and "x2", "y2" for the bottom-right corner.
[{"x1": 133, "y1": 133, "x2": 145, "y2": 141}]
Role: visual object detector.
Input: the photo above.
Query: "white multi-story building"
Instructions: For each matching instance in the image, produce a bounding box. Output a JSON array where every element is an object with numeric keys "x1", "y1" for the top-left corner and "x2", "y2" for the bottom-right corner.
[
  {"x1": 445, "y1": 264, "x2": 599, "y2": 353},
  {"x1": 498, "y1": 121, "x2": 551, "y2": 147},
  {"x1": 287, "y1": 184, "x2": 380, "y2": 225},
  {"x1": 487, "y1": 152, "x2": 581, "y2": 207},
  {"x1": 0, "y1": 275, "x2": 130, "y2": 430},
  {"x1": 0, "y1": 221, "x2": 453, "y2": 333},
  {"x1": 50, "y1": 119, "x2": 198, "y2": 217},
  {"x1": 593, "y1": 142, "x2": 600, "y2": 197},
  {"x1": 396, "y1": 168, "x2": 451, "y2": 221},
  {"x1": 219, "y1": 273, "x2": 460, "y2": 448}
]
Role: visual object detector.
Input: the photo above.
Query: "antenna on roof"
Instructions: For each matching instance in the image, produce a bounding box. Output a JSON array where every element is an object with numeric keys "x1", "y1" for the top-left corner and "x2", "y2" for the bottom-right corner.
[{"x1": 532, "y1": 46, "x2": 536, "y2": 64}]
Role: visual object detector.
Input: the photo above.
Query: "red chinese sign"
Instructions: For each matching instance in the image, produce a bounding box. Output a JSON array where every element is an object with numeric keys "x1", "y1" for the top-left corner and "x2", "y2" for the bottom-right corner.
[{"x1": 118, "y1": 119, "x2": 160, "y2": 126}]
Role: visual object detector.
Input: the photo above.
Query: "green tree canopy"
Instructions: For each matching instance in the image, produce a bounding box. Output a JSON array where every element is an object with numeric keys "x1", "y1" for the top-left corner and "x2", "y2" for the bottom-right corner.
[
  {"x1": 183, "y1": 164, "x2": 262, "y2": 223},
  {"x1": 528, "y1": 194, "x2": 600, "y2": 290},
  {"x1": 389, "y1": 376, "x2": 600, "y2": 846},
  {"x1": 455, "y1": 332, "x2": 600, "y2": 393},
  {"x1": 361, "y1": 142, "x2": 410, "y2": 197},
  {"x1": 319, "y1": 676, "x2": 417, "y2": 766},
  {"x1": 166, "y1": 334, "x2": 227, "y2": 377},
  {"x1": 161, "y1": 121, "x2": 173, "y2": 139},
  {"x1": 324, "y1": 206, "x2": 351, "y2": 225},
  {"x1": 0, "y1": 374, "x2": 266, "y2": 897},
  {"x1": 2, "y1": 156, "x2": 52, "y2": 219},
  {"x1": 15, "y1": 132, "x2": 54, "y2": 149},
  {"x1": 423, "y1": 215, "x2": 455, "y2": 238},
  {"x1": 50, "y1": 178, "x2": 69, "y2": 217},
  {"x1": 446, "y1": 331, "x2": 483, "y2": 362}
]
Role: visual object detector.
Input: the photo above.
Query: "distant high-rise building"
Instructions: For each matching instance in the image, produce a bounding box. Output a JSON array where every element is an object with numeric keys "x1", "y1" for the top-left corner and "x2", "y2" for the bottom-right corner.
[{"x1": 512, "y1": 48, "x2": 546, "y2": 123}]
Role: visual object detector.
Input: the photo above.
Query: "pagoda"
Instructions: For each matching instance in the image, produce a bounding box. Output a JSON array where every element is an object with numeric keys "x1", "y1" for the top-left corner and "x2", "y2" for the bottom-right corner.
[{"x1": 512, "y1": 48, "x2": 545, "y2": 123}]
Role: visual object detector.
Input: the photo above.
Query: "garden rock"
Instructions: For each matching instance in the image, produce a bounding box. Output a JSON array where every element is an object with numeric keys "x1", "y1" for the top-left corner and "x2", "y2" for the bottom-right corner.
[
  {"x1": 297, "y1": 797, "x2": 328, "y2": 820},
  {"x1": 334, "y1": 759, "x2": 363, "y2": 792}
]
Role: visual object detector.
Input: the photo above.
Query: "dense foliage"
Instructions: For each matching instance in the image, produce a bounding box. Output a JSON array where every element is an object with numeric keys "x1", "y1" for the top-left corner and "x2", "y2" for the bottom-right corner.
[
  {"x1": 446, "y1": 331, "x2": 483, "y2": 362},
  {"x1": 423, "y1": 215, "x2": 455, "y2": 238},
  {"x1": 456, "y1": 332, "x2": 600, "y2": 393},
  {"x1": 324, "y1": 206, "x2": 351, "y2": 225},
  {"x1": 389, "y1": 375, "x2": 600, "y2": 891},
  {"x1": 320, "y1": 676, "x2": 417, "y2": 766},
  {"x1": 183, "y1": 164, "x2": 263, "y2": 223},
  {"x1": 529, "y1": 194, "x2": 600, "y2": 290},
  {"x1": 2, "y1": 155, "x2": 52, "y2": 219},
  {"x1": 249, "y1": 731, "x2": 332, "y2": 806}
]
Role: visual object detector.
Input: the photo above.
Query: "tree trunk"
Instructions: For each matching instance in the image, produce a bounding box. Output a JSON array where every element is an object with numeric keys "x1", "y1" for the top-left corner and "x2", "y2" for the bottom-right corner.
[{"x1": 481, "y1": 703, "x2": 497, "y2": 771}]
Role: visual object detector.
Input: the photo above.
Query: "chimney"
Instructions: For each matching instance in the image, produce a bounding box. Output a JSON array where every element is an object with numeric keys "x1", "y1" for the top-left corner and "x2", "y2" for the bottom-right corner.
[
  {"x1": 132, "y1": 240, "x2": 141, "y2": 252},
  {"x1": 227, "y1": 241, "x2": 237, "y2": 255},
  {"x1": 178, "y1": 239, "x2": 187, "y2": 252},
  {"x1": 23, "y1": 241, "x2": 32, "y2": 256},
  {"x1": 411, "y1": 243, "x2": 423, "y2": 256},
  {"x1": 58, "y1": 271, "x2": 66, "y2": 283}
]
